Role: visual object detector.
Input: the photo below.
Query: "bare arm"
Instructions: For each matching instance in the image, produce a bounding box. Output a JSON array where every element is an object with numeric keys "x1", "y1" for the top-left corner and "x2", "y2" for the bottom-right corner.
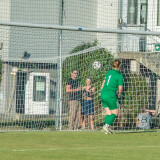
[
  {"x1": 117, "y1": 86, "x2": 123, "y2": 99},
  {"x1": 82, "y1": 86, "x2": 86, "y2": 92},
  {"x1": 89, "y1": 87, "x2": 95, "y2": 97},
  {"x1": 92, "y1": 87, "x2": 95, "y2": 93},
  {"x1": 101, "y1": 80, "x2": 105, "y2": 90},
  {"x1": 66, "y1": 85, "x2": 81, "y2": 93},
  {"x1": 118, "y1": 86, "x2": 123, "y2": 94},
  {"x1": 146, "y1": 109, "x2": 156, "y2": 115}
]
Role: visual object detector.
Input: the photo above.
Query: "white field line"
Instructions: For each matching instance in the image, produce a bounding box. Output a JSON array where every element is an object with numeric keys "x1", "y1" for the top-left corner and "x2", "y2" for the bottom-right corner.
[{"x1": 0, "y1": 146, "x2": 160, "y2": 152}]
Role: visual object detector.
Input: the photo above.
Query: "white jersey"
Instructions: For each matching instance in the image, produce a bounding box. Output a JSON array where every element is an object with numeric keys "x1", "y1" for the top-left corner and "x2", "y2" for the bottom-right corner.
[{"x1": 137, "y1": 113, "x2": 151, "y2": 129}]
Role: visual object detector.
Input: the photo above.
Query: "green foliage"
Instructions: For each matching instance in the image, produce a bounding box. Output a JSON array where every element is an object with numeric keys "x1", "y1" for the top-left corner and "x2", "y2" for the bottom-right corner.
[
  {"x1": 69, "y1": 39, "x2": 98, "y2": 54},
  {"x1": 62, "y1": 41, "x2": 114, "y2": 121},
  {"x1": 62, "y1": 40, "x2": 151, "y2": 129},
  {"x1": 63, "y1": 48, "x2": 114, "y2": 86},
  {"x1": 63, "y1": 40, "x2": 114, "y2": 86},
  {"x1": 123, "y1": 73, "x2": 149, "y2": 111}
]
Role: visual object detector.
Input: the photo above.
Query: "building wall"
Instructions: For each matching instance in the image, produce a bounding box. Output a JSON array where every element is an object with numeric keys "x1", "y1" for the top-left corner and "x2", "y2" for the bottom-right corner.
[
  {"x1": 0, "y1": 0, "x2": 120, "y2": 114},
  {"x1": 147, "y1": 0, "x2": 158, "y2": 32},
  {"x1": 0, "y1": 63, "x2": 17, "y2": 114},
  {"x1": 0, "y1": 0, "x2": 11, "y2": 21},
  {"x1": 3, "y1": 0, "x2": 160, "y2": 57},
  {"x1": 97, "y1": 0, "x2": 120, "y2": 53},
  {"x1": 0, "y1": 62, "x2": 57, "y2": 114},
  {"x1": 120, "y1": 0, "x2": 145, "y2": 52},
  {"x1": 0, "y1": 0, "x2": 120, "y2": 62},
  {"x1": 0, "y1": 0, "x2": 10, "y2": 60},
  {"x1": 147, "y1": 0, "x2": 160, "y2": 52}
]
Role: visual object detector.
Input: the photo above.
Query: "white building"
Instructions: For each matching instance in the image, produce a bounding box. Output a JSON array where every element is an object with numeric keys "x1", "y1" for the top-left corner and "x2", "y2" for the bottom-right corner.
[
  {"x1": 0, "y1": 0, "x2": 160, "y2": 114},
  {"x1": 0, "y1": 0, "x2": 121, "y2": 114}
]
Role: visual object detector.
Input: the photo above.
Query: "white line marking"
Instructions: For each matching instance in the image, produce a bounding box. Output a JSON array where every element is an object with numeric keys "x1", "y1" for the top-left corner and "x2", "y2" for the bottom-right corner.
[
  {"x1": 12, "y1": 148, "x2": 58, "y2": 152},
  {"x1": 0, "y1": 146, "x2": 160, "y2": 152}
]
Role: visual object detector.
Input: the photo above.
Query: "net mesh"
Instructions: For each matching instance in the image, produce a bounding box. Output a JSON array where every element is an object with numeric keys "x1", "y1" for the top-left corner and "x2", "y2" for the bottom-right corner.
[{"x1": 0, "y1": 0, "x2": 160, "y2": 131}]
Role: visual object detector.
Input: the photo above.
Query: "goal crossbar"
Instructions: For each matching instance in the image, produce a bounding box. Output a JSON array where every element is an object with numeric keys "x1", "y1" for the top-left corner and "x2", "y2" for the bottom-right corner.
[{"x1": 0, "y1": 20, "x2": 160, "y2": 36}]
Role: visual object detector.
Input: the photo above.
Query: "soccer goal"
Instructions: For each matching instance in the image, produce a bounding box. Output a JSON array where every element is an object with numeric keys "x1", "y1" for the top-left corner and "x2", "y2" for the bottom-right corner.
[{"x1": 0, "y1": 0, "x2": 160, "y2": 132}]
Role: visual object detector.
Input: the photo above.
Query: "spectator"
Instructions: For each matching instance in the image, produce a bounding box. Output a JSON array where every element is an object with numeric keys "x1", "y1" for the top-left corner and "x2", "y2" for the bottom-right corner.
[
  {"x1": 66, "y1": 69, "x2": 82, "y2": 130},
  {"x1": 136, "y1": 109, "x2": 153, "y2": 129},
  {"x1": 82, "y1": 78, "x2": 95, "y2": 130}
]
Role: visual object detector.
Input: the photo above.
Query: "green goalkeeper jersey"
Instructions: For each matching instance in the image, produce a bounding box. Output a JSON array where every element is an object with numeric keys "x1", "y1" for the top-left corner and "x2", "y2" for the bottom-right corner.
[{"x1": 101, "y1": 69, "x2": 123, "y2": 96}]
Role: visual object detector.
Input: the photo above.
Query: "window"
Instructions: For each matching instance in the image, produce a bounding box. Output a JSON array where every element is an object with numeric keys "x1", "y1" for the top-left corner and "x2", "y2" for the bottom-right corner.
[
  {"x1": 33, "y1": 76, "x2": 46, "y2": 102},
  {"x1": 158, "y1": 0, "x2": 160, "y2": 26},
  {"x1": 127, "y1": 0, "x2": 138, "y2": 24},
  {"x1": 140, "y1": 3, "x2": 147, "y2": 24}
]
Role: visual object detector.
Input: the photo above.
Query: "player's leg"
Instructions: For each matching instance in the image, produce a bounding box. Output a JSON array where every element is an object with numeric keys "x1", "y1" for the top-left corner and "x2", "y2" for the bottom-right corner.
[
  {"x1": 104, "y1": 107, "x2": 111, "y2": 125},
  {"x1": 104, "y1": 107, "x2": 112, "y2": 115},
  {"x1": 107, "y1": 98, "x2": 118, "y2": 126},
  {"x1": 101, "y1": 94, "x2": 113, "y2": 134},
  {"x1": 101, "y1": 100, "x2": 112, "y2": 133},
  {"x1": 103, "y1": 109, "x2": 112, "y2": 134},
  {"x1": 109, "y1": 108, "x2": 118, "y2": 126},
  {"x1": 111, "y1": 108, "x2": 119, "y2": 115},
  {"x1": 103, "y1": 98, "x2": 118, "y2": 134},
  {"x1": 101, "y1": 94, "x2": 111, "y2": 124}
]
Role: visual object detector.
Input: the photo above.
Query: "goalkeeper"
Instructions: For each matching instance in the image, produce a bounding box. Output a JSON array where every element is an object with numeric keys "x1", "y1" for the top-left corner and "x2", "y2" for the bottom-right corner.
[{"x1": 101, "y1": 59, "x2": 123, "y2": 134}]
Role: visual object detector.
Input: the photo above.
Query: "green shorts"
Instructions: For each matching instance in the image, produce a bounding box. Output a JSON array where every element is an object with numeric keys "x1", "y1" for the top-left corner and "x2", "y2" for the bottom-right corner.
[{"x1": 101, "y1": 92, "x2": 118, "y2": 110}]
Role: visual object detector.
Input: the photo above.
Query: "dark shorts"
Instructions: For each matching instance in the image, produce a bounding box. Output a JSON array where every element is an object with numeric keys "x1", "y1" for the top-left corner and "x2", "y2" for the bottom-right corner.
[{"x1": 82, "y1": 100, "x2": 94, "y2": 115}]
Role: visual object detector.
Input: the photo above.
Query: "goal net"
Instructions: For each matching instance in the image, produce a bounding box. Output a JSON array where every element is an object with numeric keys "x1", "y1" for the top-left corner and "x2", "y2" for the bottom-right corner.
[{"x1": 0, "y1": 0, "x2": 160, "y2": 131}]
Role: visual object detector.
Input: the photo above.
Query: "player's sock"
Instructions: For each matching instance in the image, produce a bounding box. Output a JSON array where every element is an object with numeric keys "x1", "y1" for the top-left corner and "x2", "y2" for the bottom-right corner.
[
  {"x1": 108, "y1": 114, "x2": 116, "y2": 125},
  {"x1": 105, "y1": 115, "x2": 110, "y2": 126}
]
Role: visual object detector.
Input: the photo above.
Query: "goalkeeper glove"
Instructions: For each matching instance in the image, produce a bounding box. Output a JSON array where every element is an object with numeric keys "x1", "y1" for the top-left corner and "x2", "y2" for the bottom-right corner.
[{"x1": 117, "y1": 93, "x2": 122, "y2": 99}]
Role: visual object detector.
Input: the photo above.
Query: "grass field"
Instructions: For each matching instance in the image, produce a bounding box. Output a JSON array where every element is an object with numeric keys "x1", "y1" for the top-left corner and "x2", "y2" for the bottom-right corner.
[{"x1": 0, "y1": 131, "x2": 160, "y2": 160}]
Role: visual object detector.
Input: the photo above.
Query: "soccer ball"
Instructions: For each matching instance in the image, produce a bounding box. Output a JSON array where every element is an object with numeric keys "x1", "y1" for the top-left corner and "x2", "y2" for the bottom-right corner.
[{"x1": 92, "y1": 61, "x2": 101, "y2": 69}]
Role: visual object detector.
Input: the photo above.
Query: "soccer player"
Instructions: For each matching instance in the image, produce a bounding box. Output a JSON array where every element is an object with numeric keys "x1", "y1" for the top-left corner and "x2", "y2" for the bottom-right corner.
[{"x1": 101, "y1": 59, "x2": 123, "y2": 134}]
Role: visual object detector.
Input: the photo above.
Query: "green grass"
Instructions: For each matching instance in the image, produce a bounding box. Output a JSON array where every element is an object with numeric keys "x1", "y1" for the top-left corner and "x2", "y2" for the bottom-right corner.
[{"x1": 0, "y1": 131, "x2": 160, "y2": 160}]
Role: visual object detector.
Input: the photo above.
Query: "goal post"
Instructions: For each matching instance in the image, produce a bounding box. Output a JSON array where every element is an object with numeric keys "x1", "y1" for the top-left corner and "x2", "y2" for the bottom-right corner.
[
  {"x1": 0, "y1": 21, "x2": 160, "y2": 131},
  {"x1": 1, "y1": 0, "x2": 160, "y2": 132}
]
